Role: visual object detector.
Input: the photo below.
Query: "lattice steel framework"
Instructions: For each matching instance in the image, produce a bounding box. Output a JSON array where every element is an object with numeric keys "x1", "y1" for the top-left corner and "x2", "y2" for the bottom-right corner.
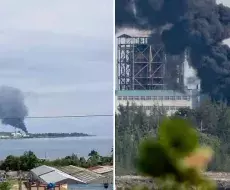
[{"x1": 117, "y1": 34, "x2": 166, "y2": 90}]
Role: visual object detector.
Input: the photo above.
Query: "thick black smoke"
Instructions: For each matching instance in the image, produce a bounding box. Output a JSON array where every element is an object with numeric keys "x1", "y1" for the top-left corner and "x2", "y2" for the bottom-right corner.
[
  {"x1": 0, "y1": 86, "x2": 28, "y2": 133},
  {"x1": 116, "y1": 0, "x2": 230, "y2": 102}
]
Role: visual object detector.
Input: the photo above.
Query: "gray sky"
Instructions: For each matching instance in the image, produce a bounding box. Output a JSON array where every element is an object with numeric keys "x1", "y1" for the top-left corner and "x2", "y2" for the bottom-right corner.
[{"x1": 0, "y1": 0, "x2": 113, "y2": 136}]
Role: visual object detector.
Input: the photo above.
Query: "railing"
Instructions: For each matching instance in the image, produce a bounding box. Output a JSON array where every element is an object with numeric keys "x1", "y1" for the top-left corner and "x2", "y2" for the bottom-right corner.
[{"x1": 24, "y1": 182, "x2": 62, "y2": 190}]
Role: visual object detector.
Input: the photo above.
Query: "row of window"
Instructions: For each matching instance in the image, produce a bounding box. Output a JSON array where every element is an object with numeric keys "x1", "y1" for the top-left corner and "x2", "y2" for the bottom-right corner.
[
  {"x1": 117, "y1": 95, "x2": 190, "y2": 101},
  {"x1": 142, "y1": 106, "x2": 189, "y2": 111}
]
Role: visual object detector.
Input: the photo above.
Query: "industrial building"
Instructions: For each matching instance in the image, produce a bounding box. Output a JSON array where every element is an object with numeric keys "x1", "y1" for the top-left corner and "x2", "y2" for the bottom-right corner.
[
  {"x1": 115, "y1": 32, "x2": 201, "y2": 115},
  {"x1": 115, "y1": 90, "x2": 199, "y2": 115}
]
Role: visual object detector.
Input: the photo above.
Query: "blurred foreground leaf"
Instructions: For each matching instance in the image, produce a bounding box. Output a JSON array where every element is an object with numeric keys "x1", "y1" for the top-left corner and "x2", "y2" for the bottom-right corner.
[
  {"x1": 135, "y1": 118, "x2": 216, "y2": 190},
  {"x1": 137, "y1": 138, "x2": 179, "y2": 178},
  {"x1": 158, "y1": 118, "x2": 199, "y2": 158}
]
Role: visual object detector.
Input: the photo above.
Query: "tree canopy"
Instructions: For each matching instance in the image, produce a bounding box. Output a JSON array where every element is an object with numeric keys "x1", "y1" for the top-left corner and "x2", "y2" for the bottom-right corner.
[
  {"x1": 116, "y1": 100, "x2": 230, "y2": 175},
  {"x1": 0, "y1": 150, "x2": 113, "y2": 171}
]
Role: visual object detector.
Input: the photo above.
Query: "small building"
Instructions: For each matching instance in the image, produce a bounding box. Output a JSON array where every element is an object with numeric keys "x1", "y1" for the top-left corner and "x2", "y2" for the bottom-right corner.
[{"x1": 29, "y1": 165, "x2": 85, "y2": 185}]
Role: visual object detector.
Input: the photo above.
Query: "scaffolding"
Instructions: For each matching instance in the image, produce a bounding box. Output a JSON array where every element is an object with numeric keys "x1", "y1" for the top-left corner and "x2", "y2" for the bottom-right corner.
[{"x1": 117, "y1": 34, "x2": 166, "y2": 90}]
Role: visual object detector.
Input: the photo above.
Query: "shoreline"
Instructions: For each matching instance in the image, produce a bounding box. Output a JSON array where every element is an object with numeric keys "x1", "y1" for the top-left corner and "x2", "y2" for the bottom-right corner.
[
  {"x1": 0, "y1": 135, "x2": 115, "y2": 141},
  {"x1": 0, "y1": 133, "x2": 96, "y2": 140}
]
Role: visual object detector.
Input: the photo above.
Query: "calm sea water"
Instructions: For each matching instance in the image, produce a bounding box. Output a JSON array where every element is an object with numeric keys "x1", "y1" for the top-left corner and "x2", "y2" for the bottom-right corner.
[{"x1": 0, "y1": 136, "x2": 113, "y2": 160}]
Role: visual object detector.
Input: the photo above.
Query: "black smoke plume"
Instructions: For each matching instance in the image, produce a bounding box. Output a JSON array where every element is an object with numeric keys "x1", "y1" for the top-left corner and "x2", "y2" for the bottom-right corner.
[
  {"x1": 0, "y1": 86, "x2": 28, "y2": 133},
  {"x1": 116, "y1": 0, "x2": 230, "y2": 102}
]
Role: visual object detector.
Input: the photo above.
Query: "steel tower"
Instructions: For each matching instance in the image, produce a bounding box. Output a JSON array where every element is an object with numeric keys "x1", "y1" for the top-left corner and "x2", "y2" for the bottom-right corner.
[{"x1": 117, "y1": 34, "x2": 166, "y2": 90}]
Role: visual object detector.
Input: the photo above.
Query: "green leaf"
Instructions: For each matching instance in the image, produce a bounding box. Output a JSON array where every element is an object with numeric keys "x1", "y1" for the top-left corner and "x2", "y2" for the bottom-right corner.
[
  {"x1": 158, "y1": 118, "x2": 199, "y2": 158},
  {"x1": 137, "y1": 138, "x2": 178, "y2": 177}
]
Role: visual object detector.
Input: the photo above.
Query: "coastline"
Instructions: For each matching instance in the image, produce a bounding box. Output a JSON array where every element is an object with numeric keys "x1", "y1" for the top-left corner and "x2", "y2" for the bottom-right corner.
[{"x1": 0, "y1": 133, "x2": 95, "y2": 140}]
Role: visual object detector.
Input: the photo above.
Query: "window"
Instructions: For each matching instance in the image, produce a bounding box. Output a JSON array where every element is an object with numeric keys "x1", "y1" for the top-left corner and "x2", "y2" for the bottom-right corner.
[
  {"x1": 128, "y1": 96, "x2": 134, "y2": 100},
  {"x1": 176, "y1": 96, "x2": 181, "y2": 100},
  {"x1": 140, "y1": 96, "x2": 146, "y2": 100},
  {"x1": 164, "y1": 96, "x2": 169, "y2": 100},
  {"x1": 158, "y1": 96, "x2": 163, "y2": 100},
  {"x1": 183, "y1": 96, "x2": 187, "y2": 100},
  {"x1": 118, "y1": 96, "x2": 122, "y2": 100},
  {"x1": 146, "y1": 96, "x2": 151, "y2": 100},
  {"x1": 123, "y1": 96, "x2": 127, "y2": 100},
  {"x1": 152, "y1": 96, "x2": 158, "y2": 100},
  {"x1": 134, "y1": 96, "x2": 139, "y2": 100},
  {"x1": 170, "y1": 96, "x2": 175, "y2": 100}
]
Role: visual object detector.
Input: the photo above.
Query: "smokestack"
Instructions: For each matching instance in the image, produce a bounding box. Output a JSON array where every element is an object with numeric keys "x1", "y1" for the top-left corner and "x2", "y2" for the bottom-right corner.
[{"x1": 0, "y1": 86, "x2": 28, "y2": 133}]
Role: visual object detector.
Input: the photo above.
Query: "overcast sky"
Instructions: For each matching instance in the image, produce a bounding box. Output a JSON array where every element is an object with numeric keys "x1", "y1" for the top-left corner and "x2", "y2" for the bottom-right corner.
[{"x1": 0, "y1": 0, "x2": 113, "y2": 136}]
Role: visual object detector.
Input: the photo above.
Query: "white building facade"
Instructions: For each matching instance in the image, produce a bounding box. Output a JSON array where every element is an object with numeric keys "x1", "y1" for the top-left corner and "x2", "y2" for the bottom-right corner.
[{"x1": 115, "y1": 90, "x2": 199, "y2": 115}]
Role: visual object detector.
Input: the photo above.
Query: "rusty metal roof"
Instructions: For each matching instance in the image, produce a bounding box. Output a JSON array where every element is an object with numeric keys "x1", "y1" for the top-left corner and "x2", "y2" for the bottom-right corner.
[{"x1": 88, "y1": 166, "x2": 113, "y2": 174}]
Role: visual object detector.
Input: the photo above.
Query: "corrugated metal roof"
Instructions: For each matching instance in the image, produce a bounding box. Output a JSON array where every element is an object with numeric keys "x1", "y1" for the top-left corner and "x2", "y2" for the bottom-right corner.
[
  {"x1": 56, "y1": 165, "x2": 104, "y2": 183},
  {"x1": 31, "y1": 165, "x2": 85, "y2": 184},
  {"x1": 115, "y1": 90, "x2": 191, "y2": 96},
  {"x1": 39, "y1": 171, "x2": 68, "y2": 184},
  {"x1": 89, "y1": 166, "x2": 113, "y2": 174},
  {"x1": 31, "y1": 165, "x2": 54, "y2": 176}
]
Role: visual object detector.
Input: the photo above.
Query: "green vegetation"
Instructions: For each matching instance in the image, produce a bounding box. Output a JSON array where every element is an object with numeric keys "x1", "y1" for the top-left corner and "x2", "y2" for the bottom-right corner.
[
  {"x1": 0, "y1": 150, "x2": 113, "y2": 171},
  {"x1": 116, "y1": 99, "x2": 230, "y2": 176},
  {"x1": 0, "y1": 181, "x2": 12, "y2": 190}
]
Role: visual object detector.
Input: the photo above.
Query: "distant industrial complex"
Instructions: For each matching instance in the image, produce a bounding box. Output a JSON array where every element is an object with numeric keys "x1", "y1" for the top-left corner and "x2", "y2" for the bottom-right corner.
[
  {"x1": 115, "y1": 32, "x2": 202, "y2": 115},
  {"x1": 0, "y1": 131, "x2": 29, "y2": 139}
]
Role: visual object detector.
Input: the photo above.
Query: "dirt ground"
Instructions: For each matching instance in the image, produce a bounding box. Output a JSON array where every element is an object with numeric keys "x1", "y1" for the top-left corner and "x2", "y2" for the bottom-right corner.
[{"x1": 115, "y1": 172, "x2": 230, "y2": 189}]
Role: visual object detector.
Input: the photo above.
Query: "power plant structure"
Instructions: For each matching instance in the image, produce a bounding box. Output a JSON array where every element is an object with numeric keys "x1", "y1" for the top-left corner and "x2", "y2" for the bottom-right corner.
[
  {"x1": 116, "y1": 34, "x2": 186, "y2": 91},
  {"x1": 115, "y1": 33, "x2": 201, "y2": 115},
  {"x1": 117, "y1": 34, "x2": 166, "y2": 90}
]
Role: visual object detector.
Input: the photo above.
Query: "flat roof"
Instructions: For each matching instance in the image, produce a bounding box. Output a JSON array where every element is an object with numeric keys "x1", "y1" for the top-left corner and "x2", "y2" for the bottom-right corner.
[{"x1": 115, "y1": 90, "x2": 191, "y2": 97}]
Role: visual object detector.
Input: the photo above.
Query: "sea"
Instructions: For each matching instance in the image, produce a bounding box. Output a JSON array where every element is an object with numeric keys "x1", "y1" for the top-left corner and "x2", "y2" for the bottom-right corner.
[{"x1": 0, "y1": 136, "x2": 113, "y2": 160}]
